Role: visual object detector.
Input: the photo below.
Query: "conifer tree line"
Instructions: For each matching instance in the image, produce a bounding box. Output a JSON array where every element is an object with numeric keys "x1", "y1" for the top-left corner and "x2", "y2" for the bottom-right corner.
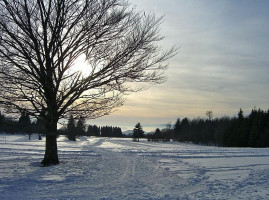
[
  {"x1": 62, "y1": 115, "x2": 123, "y2": 140},
  {"x1": 0, "y1": 111, "x2": 45, "y2": 134},
  {"x1": 1, "y1": 108, "x2": 268, "y2": 147},
  {"x1": 147, "y1": 108, "x2": 269, "y2": 147},
  {"x1": 0, "y1": 112, "x2": 122, "y2": 139}
]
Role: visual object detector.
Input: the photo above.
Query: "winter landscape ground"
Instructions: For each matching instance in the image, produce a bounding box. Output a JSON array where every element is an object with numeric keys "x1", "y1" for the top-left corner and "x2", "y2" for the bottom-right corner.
[{"x1": 0, "y1": 134, "x2": 269, "y2": 200}]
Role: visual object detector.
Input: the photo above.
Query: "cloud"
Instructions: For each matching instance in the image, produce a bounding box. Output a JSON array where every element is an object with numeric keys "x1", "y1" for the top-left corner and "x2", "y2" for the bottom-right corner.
[{"x1": 90, "y1": 0, "x2": 269, "y2": 128}]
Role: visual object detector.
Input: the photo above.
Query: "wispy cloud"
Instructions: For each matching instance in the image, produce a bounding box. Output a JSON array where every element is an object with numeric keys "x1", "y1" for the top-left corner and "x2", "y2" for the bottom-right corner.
[{"x1": 91, "y1": 0, "x2": 269, "y2": 128}]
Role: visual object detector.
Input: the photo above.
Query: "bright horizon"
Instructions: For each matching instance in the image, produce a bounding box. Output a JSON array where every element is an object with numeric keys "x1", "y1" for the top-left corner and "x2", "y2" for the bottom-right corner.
[{"x1": 85, "y1": 0, "x2": 269, "y2": 132}]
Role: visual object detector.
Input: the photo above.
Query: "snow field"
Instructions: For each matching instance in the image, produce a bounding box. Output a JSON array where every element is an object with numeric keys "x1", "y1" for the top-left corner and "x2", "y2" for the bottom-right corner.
[{"x1": 0, "y1": 134, "x2": 269, "y2": 199}]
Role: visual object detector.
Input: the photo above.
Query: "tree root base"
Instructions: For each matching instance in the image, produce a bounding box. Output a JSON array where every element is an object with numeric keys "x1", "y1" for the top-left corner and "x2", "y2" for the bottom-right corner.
[{"x1": 41, "y1": 158, "x2": 59, "y2": 167}]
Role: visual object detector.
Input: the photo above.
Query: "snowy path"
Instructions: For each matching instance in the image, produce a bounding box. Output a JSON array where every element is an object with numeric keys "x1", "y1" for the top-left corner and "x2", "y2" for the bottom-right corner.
[{"x1": 0, "y1": 135, "x2": 269, "y2": 199}]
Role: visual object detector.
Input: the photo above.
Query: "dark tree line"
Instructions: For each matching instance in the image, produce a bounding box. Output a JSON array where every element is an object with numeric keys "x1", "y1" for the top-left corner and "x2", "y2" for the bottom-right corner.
[
  {"x1": 87, "y1": 125, "x2": 101, "y2": 137},
  {"x1": 147, "y1": 127, "x2": 172, "y2": 142},
  {"x1": 61, "y1": 115, "x2": 123, "y2": 140},
  {"x1": 0, "y1": 111, "x2": 45, "y2": 135},
  {"x1": 99, "y1": 126, "x2": 122, "y2": 138},
  {"x1": 148, "y1": 108, "x2": 269, "y2": 147},
  {"x1": 1, "y1": 112, "x2": 122, "y2": 139},
  {"x1": 224, "y1": 108, "x2": 269, "y2": 147}
]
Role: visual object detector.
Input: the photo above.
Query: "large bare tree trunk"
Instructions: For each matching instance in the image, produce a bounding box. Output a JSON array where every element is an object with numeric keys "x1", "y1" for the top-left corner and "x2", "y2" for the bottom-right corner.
[
  {"x1": 41, "y1": 117, "x2": 59, "y2": 166},
  {"x1": 42, "y1": 134, "x2": 59, "y2": 166}
]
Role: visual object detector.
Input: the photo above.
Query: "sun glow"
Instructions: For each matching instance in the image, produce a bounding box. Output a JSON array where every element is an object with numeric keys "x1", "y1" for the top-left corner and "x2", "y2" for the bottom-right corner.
[{"x1": 73, "y1": 55, "x2": 92, "y2": 77}]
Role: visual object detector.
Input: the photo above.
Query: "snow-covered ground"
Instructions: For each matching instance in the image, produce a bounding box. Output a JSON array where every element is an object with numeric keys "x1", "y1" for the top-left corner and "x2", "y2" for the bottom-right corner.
[{"x1": 0, "y1": 134, "x2": 269, "y2": 200}]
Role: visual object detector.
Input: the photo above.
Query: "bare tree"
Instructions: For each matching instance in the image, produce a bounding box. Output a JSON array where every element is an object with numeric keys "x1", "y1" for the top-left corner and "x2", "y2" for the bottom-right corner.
[
  {"x1": 206, "y1": 111, "x2": 213, "y2": 121},
  {"x1": 0, "y1": 0, "x2": 176, "y2": 166}
]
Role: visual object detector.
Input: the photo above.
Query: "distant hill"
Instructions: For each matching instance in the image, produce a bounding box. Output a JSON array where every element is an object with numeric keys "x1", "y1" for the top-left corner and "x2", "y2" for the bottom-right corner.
[
  {"x1": 122, "y1": 130, "x2": 133, "y2": 136},
  {"x1": 123, "y1": 129, "x2": 150, "y2": 136}
]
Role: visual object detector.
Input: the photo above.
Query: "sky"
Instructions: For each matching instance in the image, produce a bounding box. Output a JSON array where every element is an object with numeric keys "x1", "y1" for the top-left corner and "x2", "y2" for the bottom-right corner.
[{"x1": 90, "y1": 0, "x2": 269, "y2": 132}]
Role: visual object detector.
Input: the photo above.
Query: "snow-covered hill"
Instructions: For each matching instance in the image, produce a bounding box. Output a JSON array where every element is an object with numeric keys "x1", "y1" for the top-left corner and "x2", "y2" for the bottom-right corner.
[{"x1": 0, "y1": 134, "x2": 269, "y2": 199}]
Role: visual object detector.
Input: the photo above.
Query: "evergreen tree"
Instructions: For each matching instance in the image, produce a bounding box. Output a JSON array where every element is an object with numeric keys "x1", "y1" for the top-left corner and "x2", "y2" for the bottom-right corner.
[
  {"x1": 87, "y1": 125, "x2": 100, "y2": 136},
  {"x1": 180, "y1": 118, "x2": 190, "y2": 141},
  {"x1": 249, "y1": 109, "x2": 264, "y2": 147},
  {"x1": 19, "y1": 111, "x2": 31, "y2": 139},
  {"x1": 0, "y1": 111, "x2": 4, "y2": 122},
  {"x1": 0, "y1": 111, "x2": 4, "y2": 128},
  {"x1": 173, "y1": 118, "x2": 181, "y2": 141},
  {"x1": 238, "y1": 108, "x2": 244, "y2": 119},
  {"x1": 93, "y1": 125, "x2": 100, "y2": 136},
  {"x1": 19, "y1": 111, "x2": 31, "y2": 129},
  {"x1": 76, "y1": 117, "x2": 86, "y2": 136},
  {"x1": 163, "y1": 123, "x2": 173, "y2": 141},
  {"x1": 35, "y1": 118, "x2": 46, "y2": 134},
  {"x1": 67, "y1": 115, "x2": 76, "y2": 141},
  {"x1": 113, "y1": 127, "x2": 122, "y2": 137},
  {"x1": 87, "y1": 125, "x2": 93, "y2": 136},
  {"x1": 154, "y1": 128, "x2": 161, "y2": 140},
  {"x1": 214, "y1": 117, "x2": 230, "y2": 146},
  {"x1": 133, "y1": 123, "x2": 144, "y2": 142},
  {"x1": 101, "y1": 126, "x2": 107, "y2": 137}
]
